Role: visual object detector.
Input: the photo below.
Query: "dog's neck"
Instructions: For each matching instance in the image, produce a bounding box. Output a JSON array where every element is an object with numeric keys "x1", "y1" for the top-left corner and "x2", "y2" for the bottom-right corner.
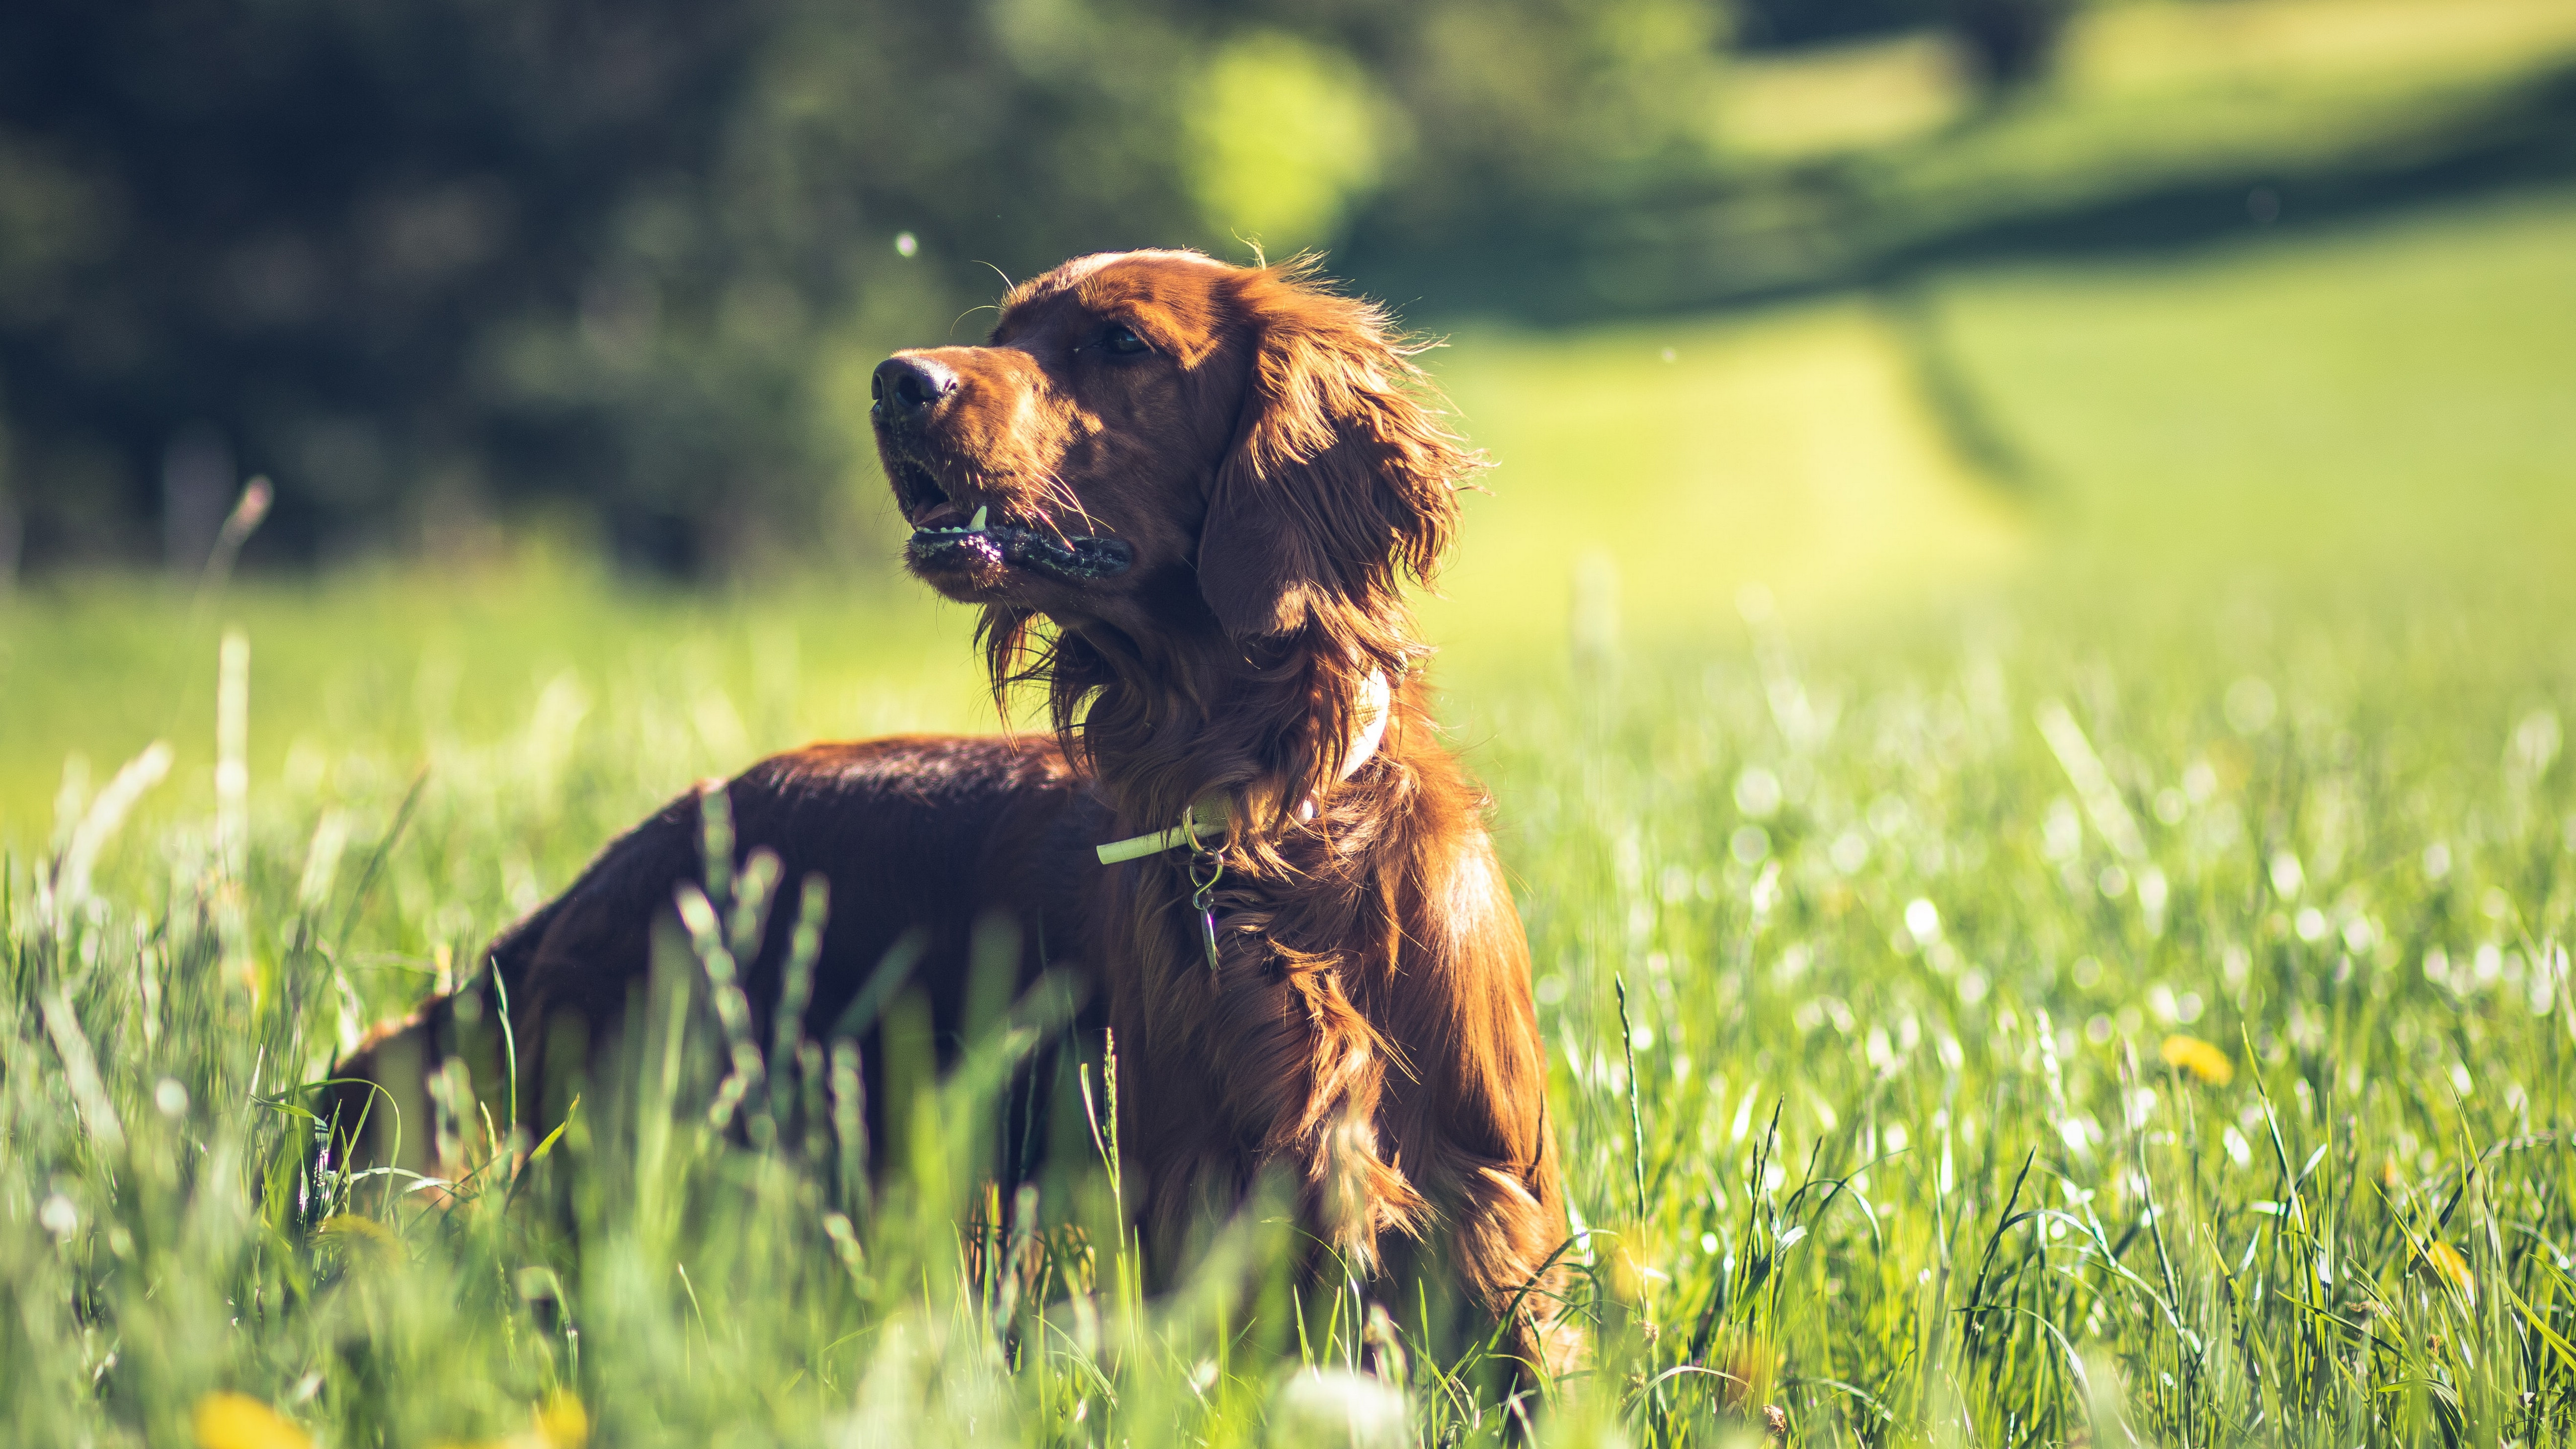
[{"x1": 1044, "y1": 612, "x2": 1411, "y2": 843}]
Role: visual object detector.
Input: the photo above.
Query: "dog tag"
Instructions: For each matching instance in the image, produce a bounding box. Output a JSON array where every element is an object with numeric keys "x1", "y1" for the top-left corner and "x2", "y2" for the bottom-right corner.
[{"x1": 1187, "y1": 838, "x2": 1227, "y2": 979}]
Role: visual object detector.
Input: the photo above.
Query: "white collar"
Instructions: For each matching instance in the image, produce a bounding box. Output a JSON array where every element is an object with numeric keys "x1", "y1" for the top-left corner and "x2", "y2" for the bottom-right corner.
[{"x1": 1094, "y1": 669, "x2": 1393, "y2": 864}]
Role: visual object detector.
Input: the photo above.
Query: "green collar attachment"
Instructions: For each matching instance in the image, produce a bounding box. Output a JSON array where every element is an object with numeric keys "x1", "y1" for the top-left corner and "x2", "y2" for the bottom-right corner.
[
  {"x1": 1095, "y1": 795, "x2": 1231, "y2": 865},
  {"x1": 1091, "y1": 668, "x2": 1393, "y2": 866}
]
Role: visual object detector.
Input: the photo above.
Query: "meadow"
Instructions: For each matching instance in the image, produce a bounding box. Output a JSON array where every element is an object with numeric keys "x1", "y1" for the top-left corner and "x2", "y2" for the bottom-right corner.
[{"x1": 6, "y1": 190, "x2": 2576, "y2": 1445}]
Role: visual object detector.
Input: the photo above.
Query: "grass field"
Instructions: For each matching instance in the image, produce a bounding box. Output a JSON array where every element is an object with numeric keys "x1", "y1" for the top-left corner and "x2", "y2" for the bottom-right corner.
[
  {"x1": 1720, "y1": 0, "x2": 2576, "y2": 160},
  {"x1": 6, "y1": 191, "x2": 2576, "y2": 1445}
]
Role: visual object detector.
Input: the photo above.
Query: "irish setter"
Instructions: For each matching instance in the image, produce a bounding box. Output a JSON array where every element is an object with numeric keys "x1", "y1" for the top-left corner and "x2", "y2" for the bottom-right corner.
[{"x1": 340, "y1": 250, "x2": 1571, "y2": 1373}]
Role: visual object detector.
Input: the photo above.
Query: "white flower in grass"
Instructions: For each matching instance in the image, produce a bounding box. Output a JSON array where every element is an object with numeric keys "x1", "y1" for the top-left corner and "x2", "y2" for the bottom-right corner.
[
  {"x1": 2224, "y1": 677, "x2": 2277, "y2": 735},
  {"x1": 1269, "y1": 1367, "x2": 1408, "y2": 1448},
  {"x1": 1734, "y1": 766, "x2": 1783, "y2": 820},
  {"x1": 2059, "y1": 1115, "x2": 2101, "y2": 1156},
  {"x1": 2270, "y1": 852, "x2": 2305, "y2": 899},
  {"x1": 1829, "y1": 832, "x2": 1870, "y2": 874}
]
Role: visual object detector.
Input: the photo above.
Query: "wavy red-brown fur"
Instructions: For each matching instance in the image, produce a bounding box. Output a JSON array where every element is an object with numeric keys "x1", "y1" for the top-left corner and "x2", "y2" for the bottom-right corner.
[{"x1": 335, "y1": 250, "x2": 1573, "y2": 1376}]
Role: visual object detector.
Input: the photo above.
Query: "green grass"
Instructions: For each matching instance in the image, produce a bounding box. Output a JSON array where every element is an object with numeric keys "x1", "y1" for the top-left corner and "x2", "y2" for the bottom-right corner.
[
  {"x1": 1584, "y1": 0, "x2": 2576, "y2": 313},
  {"x1": 1720, "y1": 0, "x2": 2576, "y2": 163},
  {"x1": 8, "y1": 193, "x2": 2576, "y2": 1445}
]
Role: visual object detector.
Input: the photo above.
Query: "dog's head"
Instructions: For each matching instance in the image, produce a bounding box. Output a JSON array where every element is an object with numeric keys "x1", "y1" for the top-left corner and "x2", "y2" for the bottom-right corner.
[{"x1": 870, "y1": 251, "x2": 1475, "y2": 655}]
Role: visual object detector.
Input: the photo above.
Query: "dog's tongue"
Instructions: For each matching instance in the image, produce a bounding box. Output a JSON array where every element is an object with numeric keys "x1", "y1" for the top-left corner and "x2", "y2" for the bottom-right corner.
[
  {"x1": 913, "y1": 502, "x2": 966, "y2": 531},
  {"x1": 907, "y1": 507, "x2": 1133, "y2": 580}
]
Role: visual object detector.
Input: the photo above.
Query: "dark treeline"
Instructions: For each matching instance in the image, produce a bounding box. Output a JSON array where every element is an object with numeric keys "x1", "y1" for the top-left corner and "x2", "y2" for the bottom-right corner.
[{"x1": 0, "y1": 0, "x2": 2059, "y2": 577}]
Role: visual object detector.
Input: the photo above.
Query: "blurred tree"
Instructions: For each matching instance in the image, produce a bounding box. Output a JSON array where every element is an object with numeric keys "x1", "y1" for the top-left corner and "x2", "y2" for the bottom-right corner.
[
  {"x1": 0, "y1": 0, "x2": 1742, "y2": 576},
  {"x1": 1734, "y1": 0, "x2": 2073, "y2": 93},
  {"x1": 1944, "y1": 0, "x2": 2075, "y2": 91},
  {"x1": 0, "y1": 0, "x2": 799, "y2": 571},
  {"x1": 1182, "y1": 32, "x2": 1393, "y2": 255},
  {"x1": 1733, "y1": 0, "x2": 1923, "y2": 50},
  {"x1": 0, "y1": 0, "x2": 1210, "y2": 574},
  {"x1": 1334, "y1": 0, "x2": 1730, "y2": 241}
]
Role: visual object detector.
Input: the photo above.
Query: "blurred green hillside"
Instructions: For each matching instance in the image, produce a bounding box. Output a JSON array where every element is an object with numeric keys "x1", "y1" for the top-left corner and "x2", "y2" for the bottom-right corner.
[
  {"x1": 1428, "y1": 187, "x2": 2576, "y2": 670},
  {"x1": 8, "y1": 184, "x2": 2573, "y2": 842},
  {"x1": 4, "y1": 0, "x2": 2573, "y2": 577}
]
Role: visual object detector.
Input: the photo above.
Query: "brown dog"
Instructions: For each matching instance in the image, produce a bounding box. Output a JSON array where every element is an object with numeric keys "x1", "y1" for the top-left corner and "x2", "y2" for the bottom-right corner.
[{"x1": 340, "y1": 251, "x2": 1571, "y2": 1372}]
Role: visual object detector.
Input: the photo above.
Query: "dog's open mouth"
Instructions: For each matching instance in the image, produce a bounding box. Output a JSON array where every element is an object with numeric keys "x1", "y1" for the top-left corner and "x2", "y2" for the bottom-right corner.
[{"x1": 898, "y1": 469, "x2": 1133, "y2": 582}]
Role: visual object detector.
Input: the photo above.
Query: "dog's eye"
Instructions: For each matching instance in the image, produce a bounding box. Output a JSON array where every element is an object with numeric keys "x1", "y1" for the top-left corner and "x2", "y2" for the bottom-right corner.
[{"x1": 1098, "y1": 323, "x2": 1150, "y2": 357}]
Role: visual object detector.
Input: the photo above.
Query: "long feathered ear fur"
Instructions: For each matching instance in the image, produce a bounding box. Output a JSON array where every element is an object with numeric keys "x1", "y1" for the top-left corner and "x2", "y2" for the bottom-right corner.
[{"x1": 1198, "y1": 261, "x2": 1480, "y2": 648}]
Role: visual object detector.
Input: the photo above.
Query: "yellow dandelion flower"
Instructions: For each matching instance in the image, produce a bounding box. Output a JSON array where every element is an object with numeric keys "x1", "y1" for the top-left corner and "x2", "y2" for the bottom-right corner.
[
  {"x1": 1608, "y1": 1242, "x2": 1650, "y2": 1303},
  {"x1": 317, "y1": 1213, "x2": 404, "y2": 1268},
  {"x1": 2422, "y1": 1240, "x2": 2476, "y2": 1301},
  {"x1": 430, "y1": 1390, "x2": 592, "y2": 1449},
  {"x1": 193, "y1": 1393, "x2": 312, "y2": 1449},
  {"x1": 534, "y1": 1391, "x2": 589, "y2": 1448},
  {"x1": 2158, "y1": 1035, "x2": 2234, "y2": 1085}
]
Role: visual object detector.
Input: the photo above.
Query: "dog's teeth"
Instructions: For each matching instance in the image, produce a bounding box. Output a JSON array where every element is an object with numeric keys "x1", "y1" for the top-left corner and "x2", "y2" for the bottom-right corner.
[{"x1": 968, "y1": 506, "x2": 988, "y2": 532}]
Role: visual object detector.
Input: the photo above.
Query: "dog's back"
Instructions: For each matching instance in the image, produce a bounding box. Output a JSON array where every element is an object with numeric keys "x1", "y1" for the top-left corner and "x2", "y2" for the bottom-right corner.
[{"x1": 331, "y1": 735, "x2": 1107, "y2": 1182}]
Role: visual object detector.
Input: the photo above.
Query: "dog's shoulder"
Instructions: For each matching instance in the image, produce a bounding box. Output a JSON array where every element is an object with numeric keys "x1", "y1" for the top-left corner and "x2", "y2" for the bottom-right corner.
[
  {"x1": 735, "y1": 733, "x2": 1082, "y2": 805},
  {"x1": 726, "y1": 734, "x2": 1109, "y2": 883}
]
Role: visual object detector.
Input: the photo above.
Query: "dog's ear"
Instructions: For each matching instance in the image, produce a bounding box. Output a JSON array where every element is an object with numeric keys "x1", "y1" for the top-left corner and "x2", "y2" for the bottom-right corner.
[{"x1": 1198, "y1": 264, "x2": 1477, "y2": 641}]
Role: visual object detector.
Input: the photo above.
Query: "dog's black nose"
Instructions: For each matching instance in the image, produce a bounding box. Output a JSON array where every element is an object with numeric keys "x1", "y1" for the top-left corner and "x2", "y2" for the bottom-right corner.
[{"x1": 871, "y1": 356, "x2": 957, "y2": 426}]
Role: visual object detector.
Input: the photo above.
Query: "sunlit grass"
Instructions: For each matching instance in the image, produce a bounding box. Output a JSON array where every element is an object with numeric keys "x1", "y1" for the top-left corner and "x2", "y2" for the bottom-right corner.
[
  {"x1": 10, "y1": 562, "x2": 2574, "y2": 1444},
  {"x1": 8, "y1": 184, "x2": 2576, "y2": 1446},
  {"x1": 2067, "y1": 0, "x2": 2576, "y2": 98},
  {"x1": 1428, "y1": 298, "x2": 2027, "y2": 675},
  {"x1": 1922, "y1": 189, "x2": 2576, "y2": 592},
  {"x1": 1718, "y1": 0, "x2": 2576, "y2": 162},
  {"x1": 0, "y1": 562, "x2": 989, "y2": 853}
]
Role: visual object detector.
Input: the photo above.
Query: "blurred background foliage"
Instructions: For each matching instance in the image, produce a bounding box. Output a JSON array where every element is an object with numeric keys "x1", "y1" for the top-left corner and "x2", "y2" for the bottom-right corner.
[{"x1": 7, "y1": 0, "x2": 2571, "y2": 580}]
